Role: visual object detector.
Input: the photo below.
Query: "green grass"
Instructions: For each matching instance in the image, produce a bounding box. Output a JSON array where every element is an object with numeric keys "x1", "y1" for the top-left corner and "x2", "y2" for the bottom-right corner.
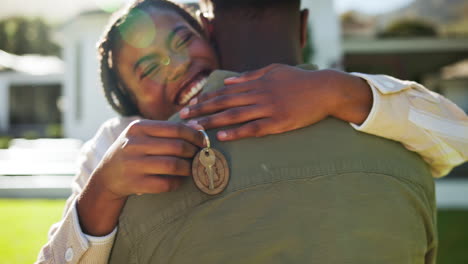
[
  {"x1": 0, "y1": 199, "x2": 467, "y2": 264},
  {"x1": 0, "y1": 199, "x2": 65, "y2": 264},
  {"x1": 437, "y1": 210, "x2": 468, "y2": 264}
]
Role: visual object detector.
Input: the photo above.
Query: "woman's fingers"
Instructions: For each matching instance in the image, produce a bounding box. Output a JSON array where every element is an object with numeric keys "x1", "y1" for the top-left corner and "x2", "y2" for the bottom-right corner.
[
  {"x1": 223, "y1": 63, "x2": 281, "y2": 85},
  {"x1": 190, "y1": 81, "x2": 255, "y2": 106},
  {"x1": 136, "y1": 175, "x2": 184, "y2": 194},
  {"x1": 216, "y1": 119, "x2": 276, "y2": 141},
  {"x1": 191, "y1": 63, "x2": 281, "y2": 107},
  {"x1": 127, "y1": 120, "x2": 205, "y2": 148},
  {"x1": 139, "y1": 156, "x2": 193, "y2": 176},
  {"x1": 125, "y1": 136, "x2": 200, "y2": 158},
  {"x1": 181, "y1": 91, "x2": 260, "y2": 119},
  {"x1": 191, "y1": 105, "x2": 269, "y2": 130}
]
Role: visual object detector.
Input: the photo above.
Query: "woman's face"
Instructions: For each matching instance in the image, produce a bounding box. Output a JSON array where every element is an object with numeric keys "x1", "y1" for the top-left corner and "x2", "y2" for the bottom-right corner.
[{"x1": 116, "y1": 7, "x2": 218, "y2": 120}]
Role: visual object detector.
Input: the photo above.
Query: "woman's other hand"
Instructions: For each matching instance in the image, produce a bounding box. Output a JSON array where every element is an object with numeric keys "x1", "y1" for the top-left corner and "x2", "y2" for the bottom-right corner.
[{"x1": 180, "y1": 64, "x2": 372, "y2": 141}]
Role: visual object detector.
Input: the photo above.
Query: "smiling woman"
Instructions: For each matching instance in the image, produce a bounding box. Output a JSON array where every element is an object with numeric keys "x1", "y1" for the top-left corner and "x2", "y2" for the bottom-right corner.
[
  {"x1": 35, "y1": 1, "x2": 212, "y2": 262},
  {"x1": 98, "y1": 0, "x2": 218, "y2": 120}
]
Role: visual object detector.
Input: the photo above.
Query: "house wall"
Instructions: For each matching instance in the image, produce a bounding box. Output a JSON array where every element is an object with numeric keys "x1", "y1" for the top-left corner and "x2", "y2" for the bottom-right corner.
[
  {"x1": 302, "y1": 0, "x2": 342, "y2": 68},
  {"x1": 59, "y1": 13, "x2": 117, "y2": 141}
]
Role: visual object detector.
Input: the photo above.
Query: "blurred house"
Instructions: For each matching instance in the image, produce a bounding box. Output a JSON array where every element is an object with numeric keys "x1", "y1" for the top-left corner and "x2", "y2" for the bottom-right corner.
[
  {"x1": 341, "y1": 0, "x2": 468, "y2": 179},
  {"x1": 0, "y1": 50, "x2": 63, "y2": 137},
  {"x1": 440, "y1": 59, "x2": 468, "y2": 111},
  {"x1": 424, "y1": 59, "x2": 468, "y2": 113},
  {"x1": 343, "y1": 38, "x2": 468, "y2": 83},
  {"x1": 55, "y1": 10, "x2": 117, "y2": 142},
  {"x1": 341, "y1": 11, "x2": 377, "y2": 39},
  {"x1": 56, "y1": 0, "x2": 342, "y2": 141},
  {"x1": 378, "y1": 0, "x2": 468, "y2": 30}
]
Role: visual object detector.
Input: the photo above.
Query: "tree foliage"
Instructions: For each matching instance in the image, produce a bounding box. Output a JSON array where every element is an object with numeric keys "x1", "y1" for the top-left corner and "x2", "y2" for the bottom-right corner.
[
  {"x1": 378, "y1": 18, "x2": 437, "y2": 38},
  {"x1": 0, "y1": 17, "x2": 60, "y2": 56},
  {"x1": 302, "y1": 25, "x2": 314, "y2": 64}
]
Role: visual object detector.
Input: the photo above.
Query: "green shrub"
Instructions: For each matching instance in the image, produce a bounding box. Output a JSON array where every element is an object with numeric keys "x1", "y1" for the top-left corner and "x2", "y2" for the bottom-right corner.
[
  {"x1": 378, "y1": 18, "x2": 437, "y2": 38},
  {"x1": 45, "y1": 124, "x2": 63, "y2": 138},
  {"x1": 21, "y1": 131, "x2": 39, "y2": 140},
  {"x1": 302, "y1": 25, "x2": 314, "y2": 64},
  {"x1": 0, "y1": 136, "x2": 12, "y2": 149}
]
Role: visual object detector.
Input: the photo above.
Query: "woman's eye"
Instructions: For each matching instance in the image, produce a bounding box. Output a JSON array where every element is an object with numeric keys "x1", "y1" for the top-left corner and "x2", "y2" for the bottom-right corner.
[
  {"x1": 175, "y1": 32, "x2": 193, "y2": 49},
  {"x1": 140, "y1": 64, "x2": 160, "y2": 80}
]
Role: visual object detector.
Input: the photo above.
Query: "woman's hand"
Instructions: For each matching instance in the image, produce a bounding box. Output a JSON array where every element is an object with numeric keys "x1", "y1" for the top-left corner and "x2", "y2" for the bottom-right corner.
[
  {"x1": 77, "y1": 120, "x2": 205, "y2": 236},
  {"x1": 92, "y1": 119, "x2": 205, "y2": 198},
  {"x1": 180, "y1": 64, "x2": 373, "y2": 141}
]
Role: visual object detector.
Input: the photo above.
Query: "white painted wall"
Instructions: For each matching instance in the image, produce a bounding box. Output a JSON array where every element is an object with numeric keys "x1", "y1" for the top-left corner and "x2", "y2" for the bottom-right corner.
[
  {"x1": 59, "y1": 13, "x2": 117, "y2": 141},
  {"x1": 0, "y1": 79, "x2": 8, "y2": 132},
  {"x1": 302, "y1": 0, "x2": 343, "y2": 69}
]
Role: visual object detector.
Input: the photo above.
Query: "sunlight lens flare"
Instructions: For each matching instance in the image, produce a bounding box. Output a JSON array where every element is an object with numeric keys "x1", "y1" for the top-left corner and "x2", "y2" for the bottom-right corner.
[
  {"x1": 95, "y1": 0, "x2": 128, "y2": 13},
  {"x1": 118, "y1": 8, "x2": 157, "y2": 49}
]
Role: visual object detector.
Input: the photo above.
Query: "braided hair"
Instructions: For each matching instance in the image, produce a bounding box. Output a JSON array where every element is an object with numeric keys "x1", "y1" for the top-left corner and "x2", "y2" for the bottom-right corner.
[{"x1": 97, "y1": 0, "x2": 204, "y2": 116}]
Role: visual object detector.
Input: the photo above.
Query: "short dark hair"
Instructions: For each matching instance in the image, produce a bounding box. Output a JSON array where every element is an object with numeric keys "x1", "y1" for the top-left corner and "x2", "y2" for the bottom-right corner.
[
  {"x1": 97, "y1": 0, "x2": 203, "y2": 116},
  {"x1": 200, "y1": 0, "x2": 300, "y2": 19},
  {"x1": 202, "y1": 0, "x2": 299, "y2": 9}
]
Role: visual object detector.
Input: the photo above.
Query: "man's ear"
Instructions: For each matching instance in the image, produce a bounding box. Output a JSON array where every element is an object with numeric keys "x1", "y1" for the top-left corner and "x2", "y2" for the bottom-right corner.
[
  {"x1": 300, "y1": 9, "x2": 309, "y2": 49},
  {"x1": 199, "y1": 12, "x2": 214, "y2": 39}
]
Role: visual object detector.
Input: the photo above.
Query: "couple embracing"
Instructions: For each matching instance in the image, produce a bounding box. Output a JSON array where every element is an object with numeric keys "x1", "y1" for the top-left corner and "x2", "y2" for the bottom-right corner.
[{"x1": 37, "y1": 0, "x2": 468, "y2": 263}]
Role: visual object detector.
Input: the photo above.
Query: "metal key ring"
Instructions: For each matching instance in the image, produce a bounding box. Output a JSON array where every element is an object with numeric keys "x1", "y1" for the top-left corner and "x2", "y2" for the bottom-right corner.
[{"x1": 199, "y1": 130, "x2": 211, "y2": 148}]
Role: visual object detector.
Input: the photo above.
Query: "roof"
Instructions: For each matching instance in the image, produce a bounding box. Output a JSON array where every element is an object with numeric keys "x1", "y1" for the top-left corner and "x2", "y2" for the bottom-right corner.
[
  {"x1": 0, "y1": 49, "x2": 63, "y2": 75},
  {"x1": 343, "y1": 38, "x2": 468, "y2": 54}
]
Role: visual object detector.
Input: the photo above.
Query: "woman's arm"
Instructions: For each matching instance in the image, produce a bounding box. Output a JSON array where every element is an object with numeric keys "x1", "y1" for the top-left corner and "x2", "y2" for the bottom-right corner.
[
  {"x1": 348, "y1": 72, "x2": 468, "y2": 177},
  {"x1": 36, "y1": 117, "x2": 131, "y2": 264},
  {"x1": 36, "y1": 117, "x2": 205, "y2": 264},
  {"x1": 180, "y1": 65, "x2": 372, "y2": 137},
  {"x1": 76, "y1": 119, "x2": 204, "y2": 236},
  {"x1": 180, "y1": 64, "x2": 468, "y2": 177}
]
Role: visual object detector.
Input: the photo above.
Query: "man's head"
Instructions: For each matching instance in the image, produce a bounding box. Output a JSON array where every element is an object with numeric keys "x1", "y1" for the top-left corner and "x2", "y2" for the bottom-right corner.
[
  {"x1": 198, "y1": 0, "x2": 308, "y2": 71},
  {"x1": 200, "y1": 0, "x2": 301, "y2": 18}
]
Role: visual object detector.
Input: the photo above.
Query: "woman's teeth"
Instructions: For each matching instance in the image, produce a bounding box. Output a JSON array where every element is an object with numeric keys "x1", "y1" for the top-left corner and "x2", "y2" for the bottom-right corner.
[{"x1": 179, "y1": 78, "x2": 208, "y2": 105}]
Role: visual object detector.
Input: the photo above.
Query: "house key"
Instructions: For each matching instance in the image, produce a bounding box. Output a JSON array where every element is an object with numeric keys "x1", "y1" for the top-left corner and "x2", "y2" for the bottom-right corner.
[
  {"x1": 199, "y1": 148, "x2": 216, "y2": 190},
  {"x1": 192, "y1": 130, "x2": 230, "y2": 195}
]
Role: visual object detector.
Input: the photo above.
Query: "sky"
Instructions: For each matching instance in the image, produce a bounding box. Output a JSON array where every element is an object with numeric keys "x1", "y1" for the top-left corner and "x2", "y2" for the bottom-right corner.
[{"x1": 0, "y1": 0, "x2": 415, "y2": 22}]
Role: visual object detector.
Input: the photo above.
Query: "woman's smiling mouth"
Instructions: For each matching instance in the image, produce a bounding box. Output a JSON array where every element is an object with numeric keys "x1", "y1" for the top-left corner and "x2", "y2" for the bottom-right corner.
[{"x1": 175, "y1": 71, "x2": 210, "y2": 105}]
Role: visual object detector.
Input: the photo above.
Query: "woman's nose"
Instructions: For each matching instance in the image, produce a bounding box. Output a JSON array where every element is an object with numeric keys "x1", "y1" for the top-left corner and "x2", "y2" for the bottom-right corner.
[{"x1": 166, "y1": 54, "x2": 191, "y2": 82}]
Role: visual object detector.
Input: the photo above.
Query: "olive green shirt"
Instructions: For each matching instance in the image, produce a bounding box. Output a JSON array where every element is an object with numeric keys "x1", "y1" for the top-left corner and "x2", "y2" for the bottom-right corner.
[{"x1": 109, "y1": 66, "x2": 436, "y2": 264}]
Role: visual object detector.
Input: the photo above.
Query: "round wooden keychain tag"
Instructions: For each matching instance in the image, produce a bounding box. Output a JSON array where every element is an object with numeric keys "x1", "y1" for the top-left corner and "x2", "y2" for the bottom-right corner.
[{"x1": 192, "y1": 130, "x2": 230, "y2": 195}]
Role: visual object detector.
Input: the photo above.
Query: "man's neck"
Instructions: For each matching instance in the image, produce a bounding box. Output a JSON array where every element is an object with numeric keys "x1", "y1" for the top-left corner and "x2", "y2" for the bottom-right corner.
[{"x1": 212, "y1": 13, "x2": 303, "y2": 72}]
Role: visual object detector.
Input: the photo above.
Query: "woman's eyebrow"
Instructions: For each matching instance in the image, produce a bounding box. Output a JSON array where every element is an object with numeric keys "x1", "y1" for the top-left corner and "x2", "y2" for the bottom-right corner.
[
  {"x1": 166, "y1": 25, "x2": 187, "y2": 48},
  {"x1": 133, "y1": 54, "x2": 159, "y2": 73}
]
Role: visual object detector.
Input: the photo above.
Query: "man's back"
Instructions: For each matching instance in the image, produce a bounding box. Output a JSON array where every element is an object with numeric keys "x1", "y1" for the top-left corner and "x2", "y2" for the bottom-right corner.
[{"x1": 109, "y1": 71, "x2": 436, "y2": 264}]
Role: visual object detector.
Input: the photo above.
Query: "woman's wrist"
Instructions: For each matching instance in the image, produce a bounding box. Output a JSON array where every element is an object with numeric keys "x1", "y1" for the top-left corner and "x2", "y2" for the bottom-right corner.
[
  {"x1": 77, "y1": 171, "x2": 128, "y2": 236},
  {"x1": 325, "y1": 70, "x2": 373, "y2": 125}
]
